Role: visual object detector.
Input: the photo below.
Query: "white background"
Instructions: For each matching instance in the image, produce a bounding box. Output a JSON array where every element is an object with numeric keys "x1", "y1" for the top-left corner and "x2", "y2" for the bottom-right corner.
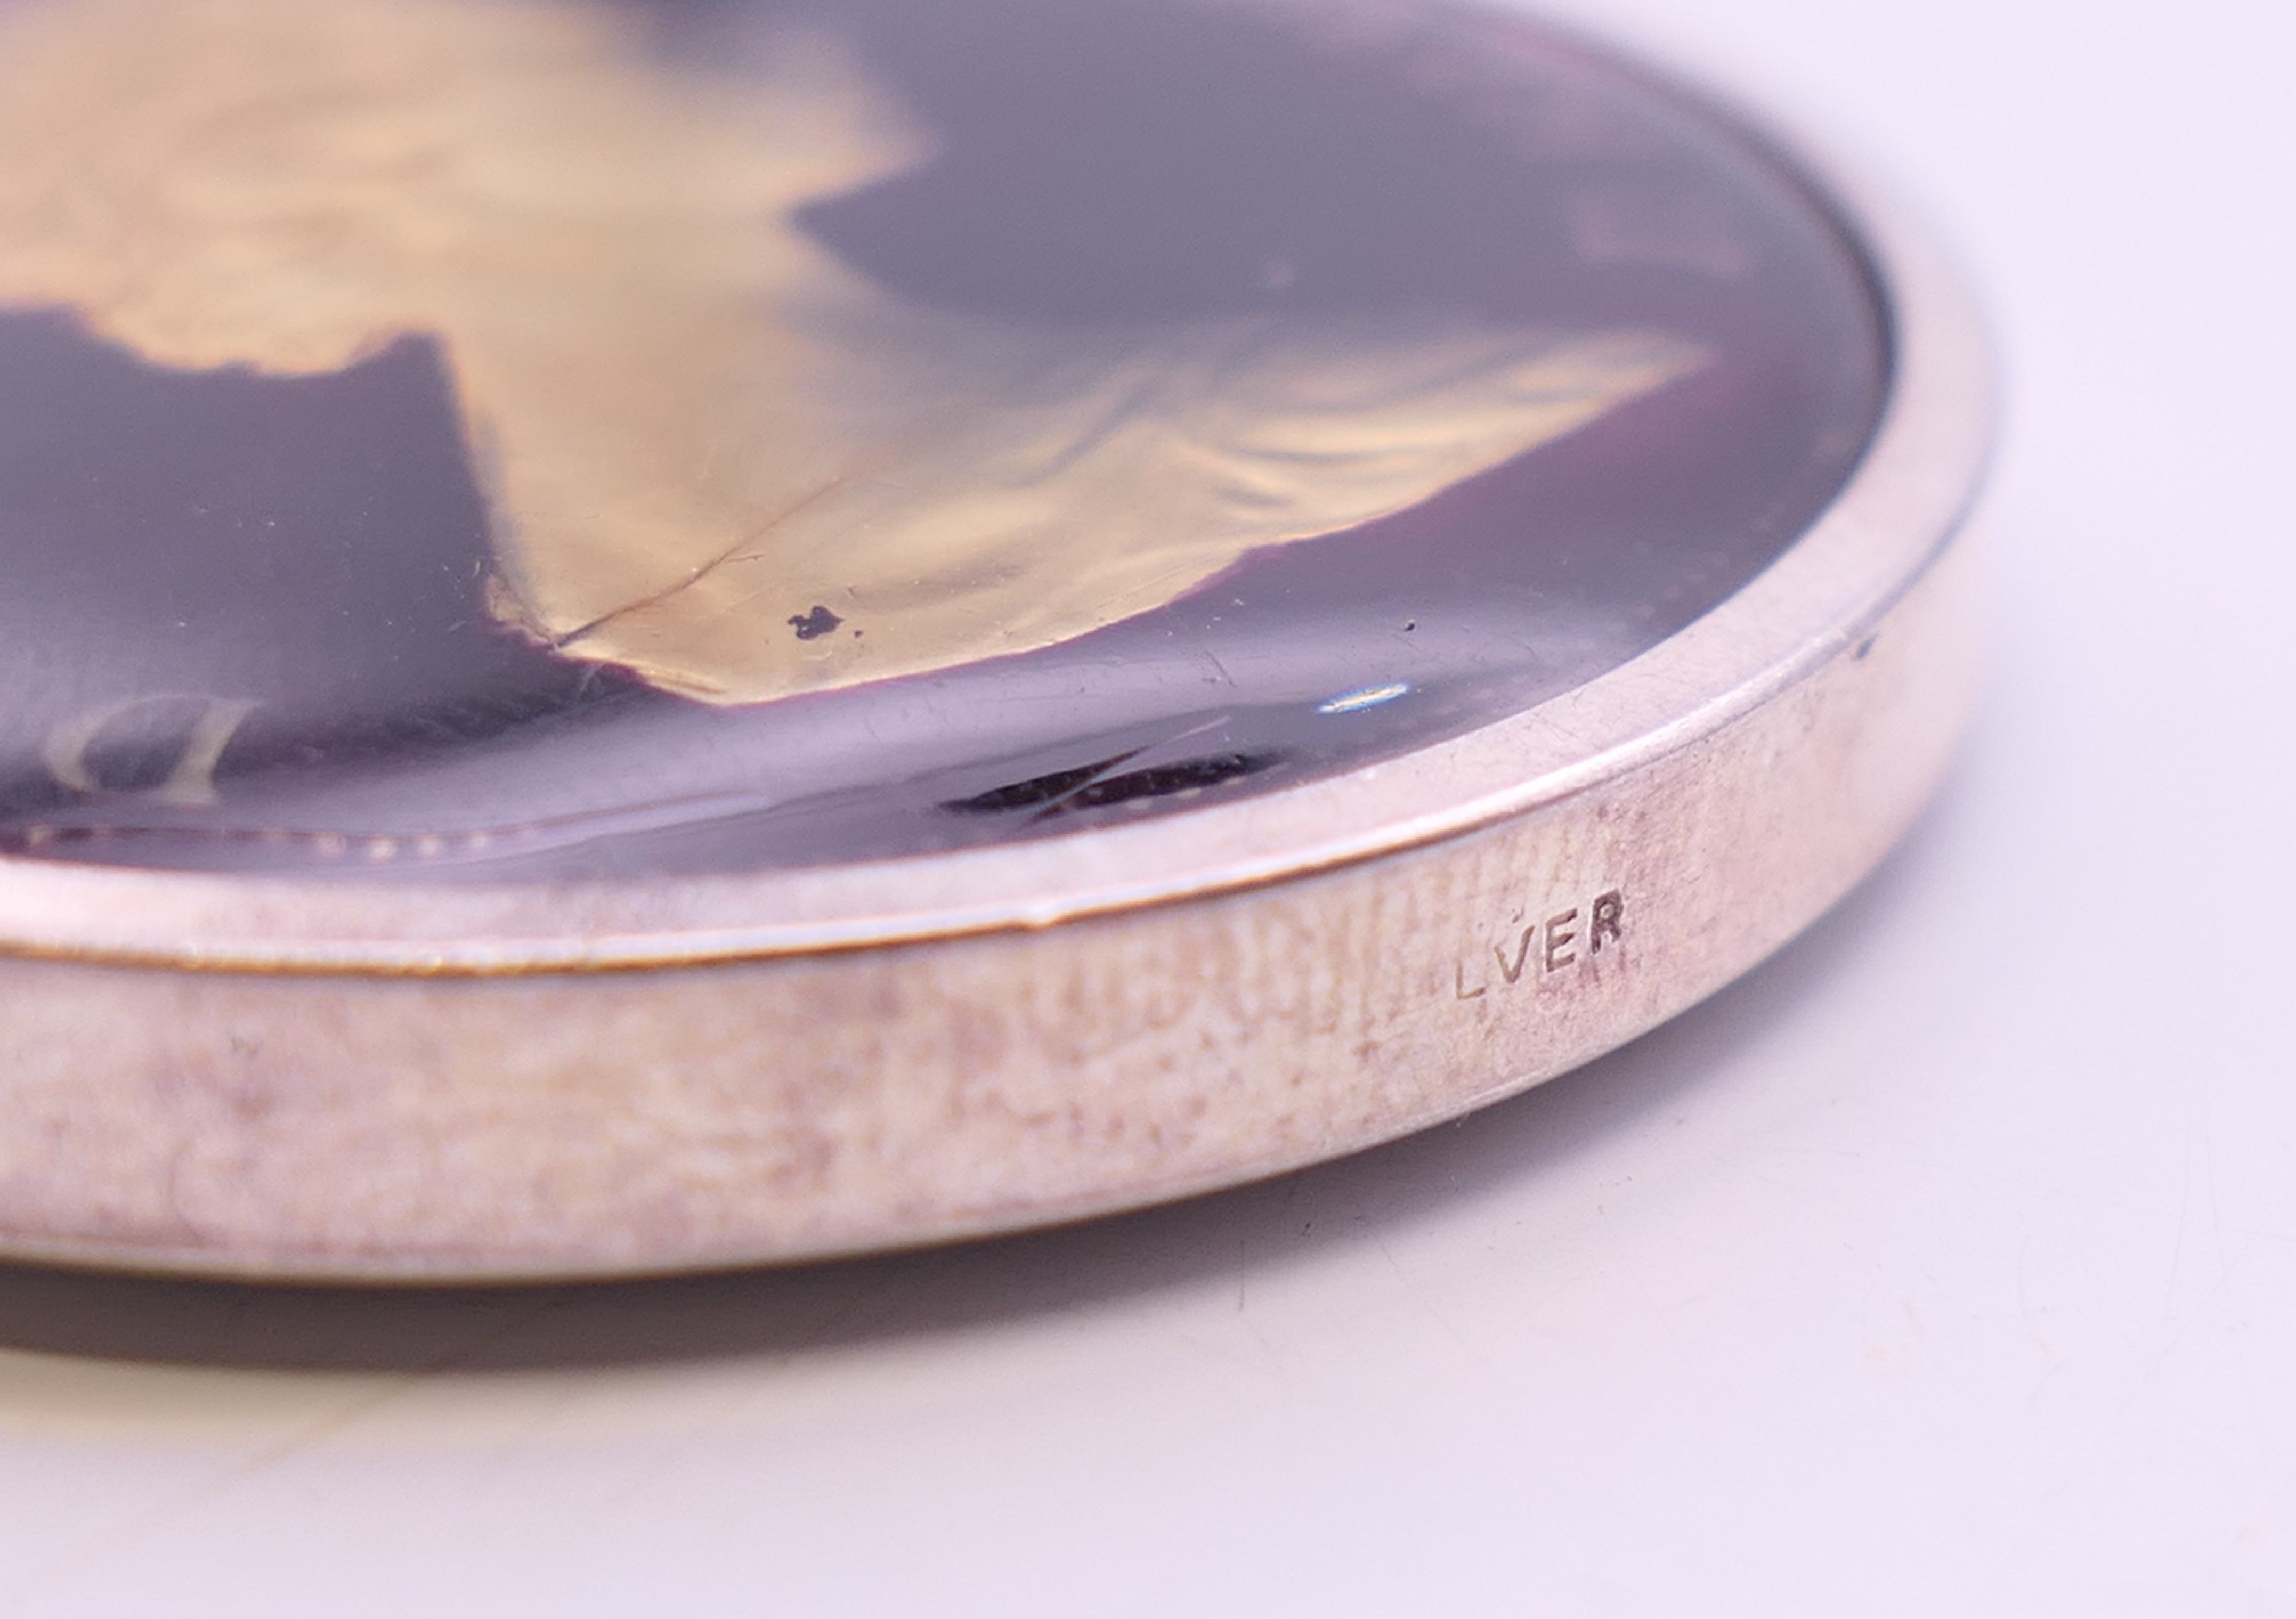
[{"x1": 2, "y1": 0, "x2": 2292, "y2": 1612}]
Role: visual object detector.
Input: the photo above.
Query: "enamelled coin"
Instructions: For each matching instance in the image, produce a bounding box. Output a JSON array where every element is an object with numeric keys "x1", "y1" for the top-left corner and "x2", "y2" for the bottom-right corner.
[{"x1": 0, "y1": 0, "x2": 1986, "y2": 1279}]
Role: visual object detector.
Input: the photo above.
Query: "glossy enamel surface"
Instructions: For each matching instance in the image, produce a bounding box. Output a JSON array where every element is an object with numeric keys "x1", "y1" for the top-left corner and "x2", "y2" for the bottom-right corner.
[{"x1": 0, "y1": 0, "x2": 1884, "y2": 884}]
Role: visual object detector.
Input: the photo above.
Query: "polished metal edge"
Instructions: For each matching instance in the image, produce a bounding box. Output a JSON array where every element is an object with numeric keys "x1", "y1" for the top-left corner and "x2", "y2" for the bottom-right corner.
[{"x1": 0, "y1": 525, "x2": 1981, "y2": 1280}]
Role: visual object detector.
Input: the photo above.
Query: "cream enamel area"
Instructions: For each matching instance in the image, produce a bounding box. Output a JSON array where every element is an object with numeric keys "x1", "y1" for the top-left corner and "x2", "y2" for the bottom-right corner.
[{"x1": 0, "y1": 0, "x2": 1699, "y2": 705}]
